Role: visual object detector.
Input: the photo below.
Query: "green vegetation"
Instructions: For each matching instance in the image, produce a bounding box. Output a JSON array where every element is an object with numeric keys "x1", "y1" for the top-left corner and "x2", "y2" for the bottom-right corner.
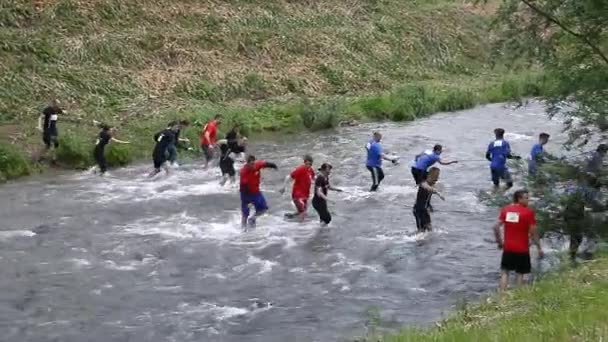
[
  {"x1": 365, "y1": 255, "x2": 608, "y2": 341},
  {"x1": 0, "y1": 143, "x2": 30, "y2": 181},
  {"x1": 0, "y1": 0, "x2": 542, "y2": 181}
]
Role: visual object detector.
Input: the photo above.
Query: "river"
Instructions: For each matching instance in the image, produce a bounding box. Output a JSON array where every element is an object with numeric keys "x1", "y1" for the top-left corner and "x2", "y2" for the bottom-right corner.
[{"x1": 0, "y1": 101, "x2": 567, "y2": 342}]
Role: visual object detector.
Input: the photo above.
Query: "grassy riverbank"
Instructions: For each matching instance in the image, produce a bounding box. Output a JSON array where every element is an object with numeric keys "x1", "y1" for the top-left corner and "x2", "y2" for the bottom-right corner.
[
  {"x1": 0, "y1": 0, "x2": 546, "y2": 181},
  {"x1": 366, "y1": 254, "x2": 608, "y2": 341}
]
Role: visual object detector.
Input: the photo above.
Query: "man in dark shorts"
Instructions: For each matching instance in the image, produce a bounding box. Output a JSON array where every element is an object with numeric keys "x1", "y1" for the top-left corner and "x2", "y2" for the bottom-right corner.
[
  {"x1": 365, "y1": 131, "x2": 398, "y2": 192},
  {"x1": 412, "y1": 167, "x2": 444, "y2": 233},
  {"x1": 200, "y1": 114, "x2": 222, "y2": 169},
  {"x1": 218, "y1": 136, "x2": 247, "y2": 186},
  {"x1": 312, "y1": 163, "x2": 342, "y2": 226},
  {"x1": 38, "y1": 100, "x2": 63, "y2": 158},
  {"x1": 149, "y1": 123, "x2": 178, "y2": 177},
  {"x1": 93, "y1": 124, "x2": 129, "y2": 175},
  {"x1": 492, "y1": 189, "x2": 544, "y2": 291},
  {"x1": 486, "y1": 128, "x2": 521, "y2": 189}
]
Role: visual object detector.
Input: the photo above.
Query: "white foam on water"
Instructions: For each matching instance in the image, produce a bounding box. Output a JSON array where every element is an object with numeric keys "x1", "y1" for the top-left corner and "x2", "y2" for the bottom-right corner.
[
  {"x1": 69, "y1": 258, "x2": 92, "y2": 268},
  {"x1": 331, "y1": 252, "x2": 379, "y2": 273},
  {"x1": 504, "y1": 132, "x2": 533, "y2": 141},
  {"x1": 409, "y1": 287, "x2": 428, "y2": 293},
  {"x1": 247, "y1": 255, "x2": 278, "y2": 274},
  {"x1": 175, "y1": 302, "x2": 249, "y2": 321},
  {"x1": 0, "y1": 230, "x2": 36, "y2": 240},
  {"x1": 357, "y1": 233, "x2": 418, "y2": 244}
]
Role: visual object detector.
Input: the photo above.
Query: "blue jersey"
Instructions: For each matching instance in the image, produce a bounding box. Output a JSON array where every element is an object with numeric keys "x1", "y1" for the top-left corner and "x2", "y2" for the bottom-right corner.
[
  {"x1": 413, "y1": 150, "x2": 441, "y2": 170},
  {"x1": 366, "y1": 140, "x2": 383, "y2": 168},
  {"x1": 530, "y1": 143, "x2": 544, "y2": 162},
  {"x1": 487, "y1": 139, "x2": 511, "y2": 170}
]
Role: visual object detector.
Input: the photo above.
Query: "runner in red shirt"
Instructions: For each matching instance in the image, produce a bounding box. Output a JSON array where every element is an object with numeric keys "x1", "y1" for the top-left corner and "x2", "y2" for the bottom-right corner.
[
  {"x1": 280, "y1": 155, "x2": 315, "y2": 221},
  {"x1": 492, "y1": 189, "x2": 544, "y2": 291},
  {"x1": 200, "y1": 114, "x2": 222, "y2": 169},
  {"x1": 240, "y1": 155, "x2": 278, "y2": 229}
]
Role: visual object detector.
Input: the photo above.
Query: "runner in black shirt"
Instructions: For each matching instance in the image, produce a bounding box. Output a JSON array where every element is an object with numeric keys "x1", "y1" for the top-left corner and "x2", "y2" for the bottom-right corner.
[
  {"x1": 93, "y1": 125, "x2": 130, "y2": 175},
  {"x1": 312, "y1": 163, "x2": 342, "y2": 226},
  {"x1": 412, "y1": 167, "x2": 444, "y2": 233},
  {"x1": 38, "y1": 100, "x2": 63, "y2": 150},
  {"x1": 218, "y1": 136, "x2": 247, "y2": 186},
  {"x1": 149, "y1": 124, "x2": 178, "y2": 177}
]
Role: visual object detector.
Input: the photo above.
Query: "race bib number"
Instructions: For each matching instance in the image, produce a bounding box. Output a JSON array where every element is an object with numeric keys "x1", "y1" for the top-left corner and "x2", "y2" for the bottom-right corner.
[
  {"x1": 50, "y1": 114, "x2": 58, "y2": 121},
  {"x1": 95, "y1": 139, "x2": 100, "y2": 145},
  {"x1": 493, "y1": 140, "x2": 503, "y2": 147},
  {"x1": 157, "y1": 134, "x2": 164, "y2": 142},
  {"x1": 505, "y1": 212, "x2": 520, "y2": 223}
]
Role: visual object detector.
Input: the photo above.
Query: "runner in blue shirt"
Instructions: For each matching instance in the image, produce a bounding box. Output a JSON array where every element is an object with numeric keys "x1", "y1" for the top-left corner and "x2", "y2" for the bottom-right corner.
[
  {"x1": 486, "y1": 128, "x2": 521, "y2": 189},
  {"x1": 410, "y1": 144, "x2": 458, "y2": 185},
  {"x1": 527, "y1": 133, "x2": 550, "y2": 176},
  {"x1": 366, "y1": 131, "x2": 398, "y2": 191}
]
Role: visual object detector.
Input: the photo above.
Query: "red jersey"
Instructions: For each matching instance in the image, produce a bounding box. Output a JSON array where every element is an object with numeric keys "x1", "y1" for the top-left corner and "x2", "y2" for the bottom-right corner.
[
  {"x1": 240, "y1": 160, "x2": 268, "y2": 194},
  {"x1": 290, "y1": 164, "x2": 315, "y2": 199},
  {"x1": 200, "y1": 120, "x2": 218, "y2": 145},
  {"x1": 499, "y1": 204, "x2": 536, "y2": 253}
]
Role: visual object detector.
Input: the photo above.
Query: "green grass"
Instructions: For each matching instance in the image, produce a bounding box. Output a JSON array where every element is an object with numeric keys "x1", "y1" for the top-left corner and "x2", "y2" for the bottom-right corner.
[{"x1": 367, "y1": 255, "x2": 608, "y2": 341}]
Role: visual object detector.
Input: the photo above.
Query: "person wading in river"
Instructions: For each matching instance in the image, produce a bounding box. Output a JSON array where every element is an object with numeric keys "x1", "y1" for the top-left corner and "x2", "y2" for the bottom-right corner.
[
  {"x1": 92, "y1": 124, "x2": 130, "y2": 176},
  {"x1": 240, "y1": 155, "x2": 278, "y2": 229},
  {"x1": 486, "y1": 128, "x2": 521, "y2": 190},
  {"x1": 365, "y1": 131, "x2": 398, "y2": 192},
  {"x1": 527, "y1": 132, "x2": 552, "y2": 176},
  {"x1": 167, "y1": 120, "x2": 191, "y2": 168},
  {"x1": 492, "y1": 189, "x2": 544, "y2": 291},
  {"x1": 280, "y1": 154, "x2": 315, "y2": 222},
  {"x1": 149, "y1": 123, "x2": 178, "y2": 178},
  {"x1": 200, "y1": 114, "x2": 221, "y2": 170},
  {"x1": 412, "y1": 167, "x2": 444, "y2": 233},
  {"x1": 218, "y1": 136, "x2": 247, "y2": 186},
  {"x1": 410, "y1": 144, "x2": 458, "y2": 185},
  {"x1": 312, "y1": 163, "x2": 342, "y2": 226}
]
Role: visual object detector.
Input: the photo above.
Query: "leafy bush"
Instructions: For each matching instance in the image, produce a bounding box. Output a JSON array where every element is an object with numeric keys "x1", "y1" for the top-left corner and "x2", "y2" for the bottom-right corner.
[
  {"x1": 0, "y1": 143, "x2": 30, "y2": 181},
  {"x1": 106, "y1": 143, "x2": 133, "y2": 167},
  {"x1": 299, "y1": 100, "x2": 340, "y2": 131},
  {"x1": 56, "y1": 132, "x2": 93, "y2": 169},
  {"x1": 436, "y1": 88, "x2": 476, "y2": 112}
]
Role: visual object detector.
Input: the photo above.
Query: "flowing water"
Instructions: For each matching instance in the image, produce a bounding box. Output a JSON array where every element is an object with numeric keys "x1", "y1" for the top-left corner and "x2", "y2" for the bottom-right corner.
[{"x1": 0, "y1": 102, "x2": 569, "y2": 342}]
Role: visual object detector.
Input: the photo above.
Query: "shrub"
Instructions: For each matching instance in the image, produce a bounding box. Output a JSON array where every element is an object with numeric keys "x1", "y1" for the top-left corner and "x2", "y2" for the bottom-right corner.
[
  {"x1": 56, "y1": 132, "x2": 93, "y2": 169},
  {"x1": 0, "y1": 143, "x2": 31, "y2": 181},
  {"x1": 436, "y1": 88, "x2": 476, "y2": 112},
  {"x1": 106, "y1": 143, "x2": 133, "y2": 167},
  {"x1": 300, "y1": 100, "x2": 340, "y2": 131},
  {"x1": 357, "y1": 95, "x2": 392, "y2": 120}
]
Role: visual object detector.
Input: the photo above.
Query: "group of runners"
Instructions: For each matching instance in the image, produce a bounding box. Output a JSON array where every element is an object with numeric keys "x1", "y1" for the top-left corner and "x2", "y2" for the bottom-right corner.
[{"x1": 38, "y1": 101, "x2": 606, "y2": 289}]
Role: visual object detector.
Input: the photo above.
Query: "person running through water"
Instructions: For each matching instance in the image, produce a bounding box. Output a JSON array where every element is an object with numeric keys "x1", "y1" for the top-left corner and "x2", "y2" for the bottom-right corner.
[
  {"x1": 218, "y1": 136, "x2": 247, "y2": 186},
  {"x1": 225, "y1": 123, "x2": 245, "y2": 161},
  {"x1": 486, "y1": 128, "x2": 521, "y2": 190},
  {"x1": 492, "y1": 189, "x2": 544, "y2": 291},
  {"x1": 280, "y1": 155, "x2": 315, "y2": 222},
  {"x1": 168, "y1": 120, "x2": 191, "y2": 167},
  {"x1": 92, "y1": 124, "x2": 130, "y2": 175},
  {"x1": 527, "y1": 133, "x2": 551, "y2": 176},
  {"x1": 149, "y1": 123, "x2": 178, "y2": 177},
  {"x1": 410, "y1": 144, "x2": 458, "y2": 185},
  {"x1": 366, "y1": 131, "x2": 398, "y2": 192},
  {"x1": 412, "y1": 167, "x2": 445, "y2": 233},
  {"x1": 313, "y1": 163, "x2": 343, "y2": 226},
  {"x1": 240, "y1": 155, "x2": 278, "y2": 229},
  {"x1": 585, "y1": 143, "x2": 607, "y2": 176},
  {"x1": 37, "y1": 100, "x2": 64, "y2": 161},
  {"x1": 200, "y1": 114, "x2": 222, "y2": 169}
]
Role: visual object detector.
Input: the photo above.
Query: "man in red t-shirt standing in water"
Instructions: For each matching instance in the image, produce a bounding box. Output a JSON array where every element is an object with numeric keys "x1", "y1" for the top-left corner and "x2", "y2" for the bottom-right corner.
[
  {"x1": 240, "y1": 155, "x2": 278, "y2": 229},
  {"x1": 200, "y1": 114, "x2": 222, "y2": 169},
  {"x1": 280, "y1": 155, "x2": 315, "y2": 222},
  {"x1": 492, "y1": 189, "x2": 544, "y2": 291}
]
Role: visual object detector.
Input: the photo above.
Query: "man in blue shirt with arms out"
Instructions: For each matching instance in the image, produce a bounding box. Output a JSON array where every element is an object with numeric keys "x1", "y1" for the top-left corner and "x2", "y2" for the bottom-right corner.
[
  {"x1": 410, "y1": 144, "x2": 458, "y2": 185},
  {"x1": 366, "y1": 131, "x2": 398, "y2": 192},
  {"x1": 486, "y1": 128, "x2": 521, "y2": 189},
  {"x1": 527, "y1": 132, "x2": 551, "y2": 176}
]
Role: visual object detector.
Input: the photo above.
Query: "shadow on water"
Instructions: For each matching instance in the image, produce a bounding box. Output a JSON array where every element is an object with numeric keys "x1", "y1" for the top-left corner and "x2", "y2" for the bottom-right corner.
[{"x1": 0, "y1": 102, "x2": 569, "y2": 342}]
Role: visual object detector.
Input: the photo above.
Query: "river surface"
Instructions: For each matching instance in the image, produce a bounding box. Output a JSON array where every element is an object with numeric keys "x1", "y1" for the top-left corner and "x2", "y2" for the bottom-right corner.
[{"x1": 0, "y1": 102, "x2": 568, "y2": 342}]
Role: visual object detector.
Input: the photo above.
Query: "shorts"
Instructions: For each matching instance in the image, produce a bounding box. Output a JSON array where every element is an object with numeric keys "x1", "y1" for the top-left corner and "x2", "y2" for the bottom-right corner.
[
  {"x1": 240, "y1": 192, "x2": 269, "y2": 217},
  {"x1": 500, "y1": 251, "x2": 531, "y2": 274},
  {"x1": 201, "y1": 144, "x2": 214, "y2": 161},
  {"x1": 219, "y1": 158, "x2": 235, "y2": 176},
  {"x1": 411, "y1": 167, "x2": 427, "y2": 185},
  {"x1": 413, "y1": 208, "x2": 431, "y2": 232},
  {"x1": 491, "y1": 167, "x2": 512, "y2": 186},
  {"x1": 292, "y1": 196, "x2": 308, "y2": 213},
  {"x1": 43, "y1": 133, "x2": 59, "y2": 149},
  {"x1": 94, "y1": 148, "x2": 107, "y2": 173},
  {"x1": 153, "y1": 153, "x2": 166, "y2": 169},
  {"x1": 312, "y1": 197, "x2": 331, "y2": 224}
]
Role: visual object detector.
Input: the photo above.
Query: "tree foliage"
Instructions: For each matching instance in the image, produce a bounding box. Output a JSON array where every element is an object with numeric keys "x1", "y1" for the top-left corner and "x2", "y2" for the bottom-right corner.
[{"x1": 491, "y1": 0, "x2": 607, "y2": 147}]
